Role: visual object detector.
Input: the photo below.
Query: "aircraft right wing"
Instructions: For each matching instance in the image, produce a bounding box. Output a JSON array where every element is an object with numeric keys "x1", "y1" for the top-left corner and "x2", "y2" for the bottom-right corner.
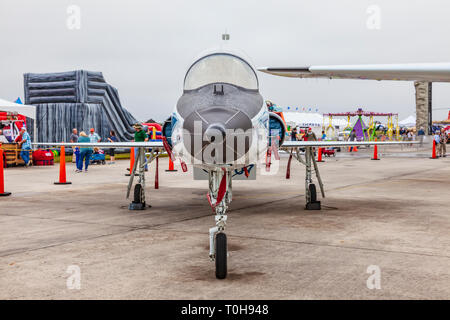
[
  {"x1": 259, "y1": 63, "x2": 450, "y2": 82},
  {"x1": 281, "y1": 140, "x2": 419, "y2": 148}
]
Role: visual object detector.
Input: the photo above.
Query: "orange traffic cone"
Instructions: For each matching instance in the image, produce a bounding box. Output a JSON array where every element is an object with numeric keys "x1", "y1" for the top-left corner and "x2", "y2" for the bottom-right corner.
[
  {"x1": 125, "y1": 148, "x2": 137, "y2": 176},
  {"x1": 371, "y1": 139, "x2": 380, "y2": 160},
  {"x1": 430, "y1": 140, "x2": 437, "y2": 159},
  {"x1": 54, "y1": 146, "x2": 71, "y2": 185},
  {"x1": 317, "y1": 148, "x2": 324, "y2": 162},
  {"x1": 165, "y1": 157, "x2": 177, "y2": 172},
  {"x1": 0, "y1": 149, "x2": 11, "y2": 196}
]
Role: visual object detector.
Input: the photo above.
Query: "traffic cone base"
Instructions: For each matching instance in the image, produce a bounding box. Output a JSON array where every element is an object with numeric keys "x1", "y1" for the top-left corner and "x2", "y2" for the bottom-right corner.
[
  {"x1": 126, "y1": 148, "x2": 136, "y2": 176},
  {"x1": 371, "y1": 141, "x2": 380, "y2": 160},
  {"x1": 165, "y1": 157, "x2": 177, "y2": 172},
  {"x1": 430, "y1": 140, "x2": 438, "y2": 159},
  {"x1": 317, "y1": 148, "x2": 325, "y2": 162},
  {"x1": 0, "y1": 149, "x2": 11, "y2": 196},
  {"x1": 55, "y1": 146, "x2": 71, "y2": 185}
]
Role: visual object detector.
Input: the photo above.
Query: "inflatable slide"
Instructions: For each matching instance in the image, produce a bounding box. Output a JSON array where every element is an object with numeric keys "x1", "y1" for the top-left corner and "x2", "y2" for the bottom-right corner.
[{"x1": 24, "y1": 70, "x2": 138, "y2": 142}]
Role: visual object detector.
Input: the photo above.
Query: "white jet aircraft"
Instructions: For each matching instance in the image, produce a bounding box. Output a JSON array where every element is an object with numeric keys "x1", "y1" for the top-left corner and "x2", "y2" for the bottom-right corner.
[{"x1": 36, "y1": 51, "x2": 436, "y2": 279}]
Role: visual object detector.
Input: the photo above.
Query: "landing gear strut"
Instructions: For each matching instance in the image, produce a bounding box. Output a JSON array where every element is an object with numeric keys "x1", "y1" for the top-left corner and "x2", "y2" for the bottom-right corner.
[
  {"x1": 208, "y1": 169, "x2": 231, "y2": 279},
  {"x1": 304, "y1": 146, "x2": 324, "y2": 210},
  {"x1": 127, "y1": 147, "x2": 161, "y2": 210},
  {"x1": 290, "y1": 147, "x2": 325, "y2": 210}
]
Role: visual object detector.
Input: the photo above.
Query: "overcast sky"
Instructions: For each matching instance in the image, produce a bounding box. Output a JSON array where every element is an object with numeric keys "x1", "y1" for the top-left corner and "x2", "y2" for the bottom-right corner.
[{"x1": 1, "y1": 0, "x2": 450, "y2": 121}]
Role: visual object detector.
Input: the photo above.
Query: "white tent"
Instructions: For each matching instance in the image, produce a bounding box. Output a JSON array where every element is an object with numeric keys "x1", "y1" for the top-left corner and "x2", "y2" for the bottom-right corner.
[
  {"x1": 0, "y1": 98, "x2": 36, "y2": 119},
  {"x1": 284, "y1": 112, "x2": 348, "y2": 129},
  {"x1": 399, "y1": 115, "x2": 416, "y2": 127},
  {"x1": 284, "y1": 112, "x2": 323, "y2": 128},
  {"x1": 0, "y1": 98, "x2": 37, "y2": 141}
]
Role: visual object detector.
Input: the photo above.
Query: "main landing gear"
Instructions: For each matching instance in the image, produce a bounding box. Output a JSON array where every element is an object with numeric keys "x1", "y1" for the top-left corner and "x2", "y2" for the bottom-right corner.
[
  {"x1": 289, "y1": 146, "x2": 325, "y2": 210},
  {"x1": 126, "y1": 147, "x2": 161, "y2": 210},
  {"x1": 208, "y1": 169, "x2": 232, "y2": 279}
]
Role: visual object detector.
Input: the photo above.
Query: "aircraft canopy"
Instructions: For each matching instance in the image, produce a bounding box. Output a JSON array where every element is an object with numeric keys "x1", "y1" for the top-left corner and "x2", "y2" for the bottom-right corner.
[{"x1": 184, "y1": 53, "x2": 258, "y2": 91}]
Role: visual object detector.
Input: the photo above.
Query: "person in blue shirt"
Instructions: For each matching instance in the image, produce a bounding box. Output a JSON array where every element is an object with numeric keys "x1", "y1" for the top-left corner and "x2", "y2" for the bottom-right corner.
[
  {"x1": 17, "y1": 127, "x2": 32, "y2": 166},
  {"x1": 107, "y1": 130, "x2": 118, "y2": 164},
  {"x1": 89, "y1": 128, "x2": 101, "y2": 143},
  {"x1": 434, "y1": 131, "x2": 440, "y2": 145},
  {"x1": 76, "y1": 131, "x2": 93, "y2": 172}
]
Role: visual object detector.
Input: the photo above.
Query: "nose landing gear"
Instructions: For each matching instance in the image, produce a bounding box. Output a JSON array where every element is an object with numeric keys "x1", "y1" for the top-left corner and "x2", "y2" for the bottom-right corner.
[{"x1": 208, "y1": 169, "x2": 231, "y2": 279}]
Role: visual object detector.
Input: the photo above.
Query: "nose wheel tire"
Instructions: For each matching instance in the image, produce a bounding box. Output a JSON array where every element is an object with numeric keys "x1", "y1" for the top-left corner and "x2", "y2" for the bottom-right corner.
[
  {"x1": 309, "y1": 183, "x2": 317, "y2": 203},
  {"x1": 133, "y1": 183, "x2": 144, "y2": 205},
  {"x1": 215, "y1": 232, "x2": 227, "y2": 279}
]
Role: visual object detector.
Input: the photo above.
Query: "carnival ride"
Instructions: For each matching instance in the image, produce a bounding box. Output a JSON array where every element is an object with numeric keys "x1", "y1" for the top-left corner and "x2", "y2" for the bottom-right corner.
[{"x1": 323, "y1": 108, "x2": 399, "y2": 141}]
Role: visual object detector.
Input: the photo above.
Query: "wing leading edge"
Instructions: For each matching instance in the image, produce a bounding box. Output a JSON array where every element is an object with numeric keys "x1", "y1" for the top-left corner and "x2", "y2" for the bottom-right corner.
[
  {"x1": 281, "y1": 141, "x2": 419, "y2": 148},
  {"x1": 32, "y1": 142, "x2": 165, "y2": 148},
  {"x1": 33, "y1": 140, "x2": 418, "y2": 149},
  {"x1": 259, "y1": 63, "x2": 450, "y2": 82}
]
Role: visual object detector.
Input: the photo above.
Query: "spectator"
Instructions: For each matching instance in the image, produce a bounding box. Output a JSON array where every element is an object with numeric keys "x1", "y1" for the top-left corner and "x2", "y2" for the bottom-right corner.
[
  {"x1": 89, "y1": 128, "x2": 101, "y2": 143},
  {"x1": 70, "y1": 128, "x2": 79, "y2": 164},
  {"x1": 407, "y1": 130, "x2": 413, "y2": 141},
  {"x1": 290, "y1": 128, "x2": 297, "y2": 141},
  {"x1": 302, "y1": 127, "x2": 317, "y2": 141},
  {"x1": 418, "y1": 127, "x2": 425, "y2": 136},
  {"x1": 133, "y1": 123, "x2": 148, "y2": 171},
  {"x1": 107, "y1": 130, "x2": 118, "y2": 164},
  {"x1": 321, "y1": 130, "x2": 326, "y2": 141},
  {"x1": 0, "y1": 129, "x2": 8, "y2": 143},
  {"x1": 76, "y1": 131, "x2": 93, "y2": 172},
  {"x1": 16, "y1": 127, "x2": 32, "y2": 167},
  {"x1": 439, "y1": 128, "x2": 447, "y2": 157}
]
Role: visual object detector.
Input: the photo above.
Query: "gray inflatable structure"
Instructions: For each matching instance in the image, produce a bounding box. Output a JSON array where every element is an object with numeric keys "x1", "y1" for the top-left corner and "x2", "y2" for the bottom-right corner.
[{"x1": 24, "y1": 70, "x2": 137, "y2": 142}]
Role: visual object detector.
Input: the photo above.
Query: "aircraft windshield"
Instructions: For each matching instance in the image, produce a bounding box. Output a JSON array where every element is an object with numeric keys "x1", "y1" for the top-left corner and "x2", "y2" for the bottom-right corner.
[{"x1": 184, "y1": 54, "x2": 258, "y2": 90}]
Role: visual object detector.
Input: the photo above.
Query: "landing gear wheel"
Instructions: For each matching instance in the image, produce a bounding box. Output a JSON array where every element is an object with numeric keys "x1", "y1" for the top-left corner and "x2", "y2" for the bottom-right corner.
[
  {"x1": 309, "y1": 184, "x2": 317, "y2": 203},
  {"x1": 133, "y1": 183, "x2": 144, "y2": 204},
  {"x1": 215, "y1": 232, "x2": 227, "y2": 279}
]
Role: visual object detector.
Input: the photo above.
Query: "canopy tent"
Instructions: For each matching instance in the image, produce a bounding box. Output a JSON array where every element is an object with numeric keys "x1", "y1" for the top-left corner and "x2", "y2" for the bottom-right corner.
[
  {"x1": 399, "y1": 115, "x2": 416, "y2": 127},
  {"x1": 0, "y1": 98, "x2": 36, "y2": 119},
  {"x1": 284, "y1": 112, "x2": 323, "y2": 128},
  {"x1": 284, "y1": 112, "x2": 348, "y2": 128},
  {"x1": 0, "y1": 98, "x2": 37, "y2": 141}
]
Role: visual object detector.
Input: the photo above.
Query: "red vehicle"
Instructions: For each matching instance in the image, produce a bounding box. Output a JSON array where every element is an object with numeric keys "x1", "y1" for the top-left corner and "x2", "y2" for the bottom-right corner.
[{"x1": 322, "y1": 148, "x2": 336, "y2": 157}]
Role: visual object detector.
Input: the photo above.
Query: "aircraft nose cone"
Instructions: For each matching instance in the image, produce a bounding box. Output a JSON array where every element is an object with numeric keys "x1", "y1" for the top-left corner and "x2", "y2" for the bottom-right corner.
[
  {"x1": 204, "y1": 123, "x2": 226, "y2": 142},
  {"x1": 182, "y1": 106, "x2": 253, "y2": 164}
]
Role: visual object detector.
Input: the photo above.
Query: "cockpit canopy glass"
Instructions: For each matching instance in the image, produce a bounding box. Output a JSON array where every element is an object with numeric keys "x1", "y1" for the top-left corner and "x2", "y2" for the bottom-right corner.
[{"x1": 184, "y1": 53, "x2": 258, "y2": 91}]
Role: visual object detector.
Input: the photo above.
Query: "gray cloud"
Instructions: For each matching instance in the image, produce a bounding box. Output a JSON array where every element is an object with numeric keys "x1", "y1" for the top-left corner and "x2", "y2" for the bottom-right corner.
[{"x1": 1, "y1": 0, "x2": 450, "y2": 121}]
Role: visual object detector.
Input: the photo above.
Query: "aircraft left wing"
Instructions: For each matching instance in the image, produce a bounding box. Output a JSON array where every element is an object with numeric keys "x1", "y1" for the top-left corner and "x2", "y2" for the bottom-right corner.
[
  {"x1": 258, "y1": 63, "x2": 450, "y2": 82},
  {"x1": 281, "y1": 140, "x2": 419, "y2": 148},
  {"x1": 32, "y1": 141, "x2": 165, "y2": 148}
]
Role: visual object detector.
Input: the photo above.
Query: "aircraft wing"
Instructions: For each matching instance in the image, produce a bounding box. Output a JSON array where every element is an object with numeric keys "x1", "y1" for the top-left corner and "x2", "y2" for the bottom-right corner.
[
  {"x1": 258, "y1": 63, "x2": 450, "y2": 82},
  {"x1": 281, "y1": 140, "x2": 419, "y2": 148},
  {"x1": 32, "y1": 142, "x2": 165, "y2": 148}
]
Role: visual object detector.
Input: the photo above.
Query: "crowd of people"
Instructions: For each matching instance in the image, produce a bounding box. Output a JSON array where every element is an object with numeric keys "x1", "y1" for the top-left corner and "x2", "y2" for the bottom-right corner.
[
  {"x1": 69, "y1": 127, "x2": 119, "y2": 172},
  {"x1": 68, "y1": 123, "x2": 151, "y2": 173}
]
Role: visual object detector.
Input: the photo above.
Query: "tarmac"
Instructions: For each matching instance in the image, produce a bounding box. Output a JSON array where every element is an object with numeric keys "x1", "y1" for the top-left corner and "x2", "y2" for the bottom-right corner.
[{"x1": 0, "y1": 146, "x2": 449, "y2": 299}]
